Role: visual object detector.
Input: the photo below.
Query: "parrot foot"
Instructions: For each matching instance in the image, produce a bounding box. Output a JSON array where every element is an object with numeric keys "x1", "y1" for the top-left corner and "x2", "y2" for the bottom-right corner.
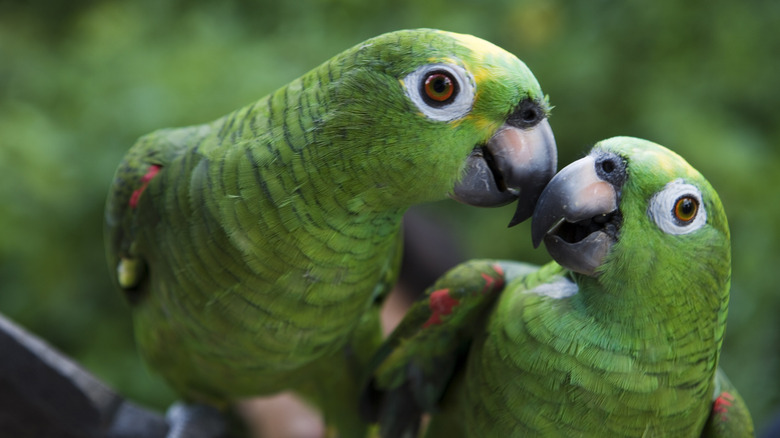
[{"x1": 165, "y1": 402, "x2": 228, "y2": 438}]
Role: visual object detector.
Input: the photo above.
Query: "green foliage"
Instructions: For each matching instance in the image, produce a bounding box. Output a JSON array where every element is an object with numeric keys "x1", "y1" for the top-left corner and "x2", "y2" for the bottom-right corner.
[{"x1": 1, "y1": 0, "x2": 778, "y2": 427}]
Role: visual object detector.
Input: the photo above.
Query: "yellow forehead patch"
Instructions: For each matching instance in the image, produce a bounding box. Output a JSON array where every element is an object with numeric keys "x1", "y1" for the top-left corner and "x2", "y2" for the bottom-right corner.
[
  {"x1": 655, "y1": 148, "x2": 698, "y2": 179},
  {"x1": 445, "y1": 32, "x2": 515, "y2": 85},
  {"x1": 655, "y1": 153, "x2": 680, "y2": 174},
  {"x1": 628, "y1": 140, "x2": 700, "y2": 180},
  {"x1": 447, "y1": 31, "x2": 513, "y2": 62}
]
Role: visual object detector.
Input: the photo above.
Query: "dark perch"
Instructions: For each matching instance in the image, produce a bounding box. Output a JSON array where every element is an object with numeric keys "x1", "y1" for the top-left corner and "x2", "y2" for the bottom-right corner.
[{"x1": 0, "y1": 312, "x2": 168, "y2": 438}]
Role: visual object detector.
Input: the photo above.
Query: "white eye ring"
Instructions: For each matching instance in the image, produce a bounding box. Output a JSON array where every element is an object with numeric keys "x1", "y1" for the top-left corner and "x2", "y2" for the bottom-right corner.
[
  {"x1": 648, "y1": 179, "x2": 707, "y2": 235},
  {"x1": 403, "y1": 63, "x2": 475, "y2": 122}
]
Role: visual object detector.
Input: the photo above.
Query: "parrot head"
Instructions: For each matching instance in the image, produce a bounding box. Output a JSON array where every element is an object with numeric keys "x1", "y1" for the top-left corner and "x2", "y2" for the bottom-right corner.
[
  {"x1": 319, "y1": 29, "x2": 556, "y2": 221},
  {"x1": 531, "y1": 137, "x2": 730, "y2": 286}
]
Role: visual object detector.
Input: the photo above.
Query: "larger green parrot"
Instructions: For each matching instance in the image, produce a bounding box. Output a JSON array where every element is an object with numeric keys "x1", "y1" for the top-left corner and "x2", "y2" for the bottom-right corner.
[
  {"x1": 366, "y1": 137, "x2": 753, "y2": 437},
  {"x1": 104, "y1": 29, "x2": 557, "y2": 436}
]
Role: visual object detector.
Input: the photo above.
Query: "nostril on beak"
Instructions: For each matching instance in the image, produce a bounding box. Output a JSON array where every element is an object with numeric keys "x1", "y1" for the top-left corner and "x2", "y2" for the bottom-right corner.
[
  {"x1": 506, "y1": 98, "x2": 546, "y2": 129},
  {"x1": 520, "y1": 108, "x2": 538, "y2": 124},
  {"x1": 594, "y1": 152, "x2": 627, "y2": 188},
  {"x1": 600, "y1": 159, "x2": 615, "y2": 174}
]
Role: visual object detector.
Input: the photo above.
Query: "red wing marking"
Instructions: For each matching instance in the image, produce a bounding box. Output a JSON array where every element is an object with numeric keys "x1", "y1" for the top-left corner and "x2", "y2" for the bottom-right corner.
[
  {"x1": 713, "y1": 392, "x2": 735, "y2": 422},
  {"x1": 129, "y1": 164, "x2": 162, "y2": 209},
  {"x1": 422, "y1": 289, "x2": 460, "y2": 328},
  {"x1": 480, "y1": 264, "x2": 505, "y2": 294}
]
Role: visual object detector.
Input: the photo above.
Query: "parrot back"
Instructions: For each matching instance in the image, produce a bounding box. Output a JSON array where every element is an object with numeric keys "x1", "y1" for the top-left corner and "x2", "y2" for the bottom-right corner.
[{"x1": 104, "y1": 65, "x2": 404, "y2": 402}]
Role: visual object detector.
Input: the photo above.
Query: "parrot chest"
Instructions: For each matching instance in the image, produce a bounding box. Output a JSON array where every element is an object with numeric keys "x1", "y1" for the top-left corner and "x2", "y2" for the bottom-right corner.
[{"x1": 459, "y1": 292, "x2": 716, "y2": 437}]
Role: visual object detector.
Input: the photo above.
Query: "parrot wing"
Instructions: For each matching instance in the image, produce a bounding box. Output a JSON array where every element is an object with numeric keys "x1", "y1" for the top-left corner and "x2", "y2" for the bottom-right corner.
[
  {"x1": 701, "y1": 368, "x2": 755, "y2": 437},
  {"x1": 104, "y1": 124, "x2": 211, "y2": 295},
  {"x1": 362, "y1": 260, "x2": 538, "y2": 438}
]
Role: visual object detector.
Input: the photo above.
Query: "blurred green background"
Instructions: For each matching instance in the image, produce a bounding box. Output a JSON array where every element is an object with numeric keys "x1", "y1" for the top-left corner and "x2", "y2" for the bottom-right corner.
[{"x1": 1, "y1": 0, "x2": 778, "y2": 432}]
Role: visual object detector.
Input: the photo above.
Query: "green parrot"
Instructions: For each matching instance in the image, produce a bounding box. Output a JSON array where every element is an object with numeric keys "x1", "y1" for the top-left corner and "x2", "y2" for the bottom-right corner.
[
  {"x1": 104, "y1": 28, "x2": 557, "y2": 436},
  {"x1": 365, "y1": 137, "x2": 753, "y2": 437}
]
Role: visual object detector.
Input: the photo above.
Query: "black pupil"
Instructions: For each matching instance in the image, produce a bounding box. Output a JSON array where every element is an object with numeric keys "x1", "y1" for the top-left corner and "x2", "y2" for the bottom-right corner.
[
  {"x1": 521, "y1": 109, "x2": 537, "y2": 122},
  {"x1": 601, "y1": 159, "x2": 615, "y2": 173},
  {"x1": 432, "y1": 76, "x2": 448, "y2": 93},
  {"x1": 679, "y1": 198, "x2": 694, "y2": 216}
]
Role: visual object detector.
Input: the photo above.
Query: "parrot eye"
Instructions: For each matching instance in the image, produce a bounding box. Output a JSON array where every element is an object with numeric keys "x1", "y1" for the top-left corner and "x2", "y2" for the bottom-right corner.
[
  {"x1": 673, "y1": 196, "x2": 698, "y2": 223},
  {"x1": 404, "y1": 63, "x2": 475, "y2": 122},
  {"x1": 648, "y1": 179, "x2": 707, "y2": 235},
  {"x1": 422, "y1": 71, "x2": 457, "y2": 105}
]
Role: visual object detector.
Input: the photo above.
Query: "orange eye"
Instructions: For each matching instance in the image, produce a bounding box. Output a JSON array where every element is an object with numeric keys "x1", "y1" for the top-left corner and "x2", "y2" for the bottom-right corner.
[
  {"x1": 422, "y1": 71, "x2": 456, "y2": 105},
  {"x1": 673, "y1": 196, "x2": 698, "y2": 223}
]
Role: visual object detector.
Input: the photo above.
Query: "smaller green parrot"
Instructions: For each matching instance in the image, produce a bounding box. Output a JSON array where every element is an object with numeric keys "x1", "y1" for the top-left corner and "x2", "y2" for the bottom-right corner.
[{"x1": 364, "y1": 137, "x2": 753, "y2": 437}]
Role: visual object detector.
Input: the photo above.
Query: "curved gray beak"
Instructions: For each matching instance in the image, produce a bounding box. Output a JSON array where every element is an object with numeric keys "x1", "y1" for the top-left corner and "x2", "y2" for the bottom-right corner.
[
  {"x1": 451, "y1": 119, "x2": 557, "y2": 223},
  {"x1": 531, "y1": 152, "x2": 626, "y2": 276}
]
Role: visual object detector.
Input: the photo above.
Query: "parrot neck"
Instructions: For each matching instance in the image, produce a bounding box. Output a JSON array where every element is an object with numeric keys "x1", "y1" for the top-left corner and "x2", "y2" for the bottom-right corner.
[
  {"x1": 576, "y1": 274, "x2": 725, "y2": 340},
  {"x1": 573, "y1": 231, "x2": 731, "y2": 340}
]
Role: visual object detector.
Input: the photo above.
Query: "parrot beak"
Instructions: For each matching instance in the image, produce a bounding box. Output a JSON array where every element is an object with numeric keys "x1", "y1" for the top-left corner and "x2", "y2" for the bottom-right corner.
[
  {"x1": 530, "y1": 151, "x2": 626, "y2": 276},
  {"x1": 450, "y1": 118, "x2": 557, "y2": 219}
]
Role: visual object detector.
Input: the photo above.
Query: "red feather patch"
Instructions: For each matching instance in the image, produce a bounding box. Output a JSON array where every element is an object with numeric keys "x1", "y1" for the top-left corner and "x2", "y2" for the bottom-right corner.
[
  {"x1": 713, "y1": 392, "x2": 735, "y2": 422},
  {"x1": 129, "y1": 164, "x2": 161, "y2": 209},
  {"x1": 479, "y1": 264, "x2": 505, "y2": 294},
  {"x1": 423, "y1": 289, "x2": 460, "y2": 328}
]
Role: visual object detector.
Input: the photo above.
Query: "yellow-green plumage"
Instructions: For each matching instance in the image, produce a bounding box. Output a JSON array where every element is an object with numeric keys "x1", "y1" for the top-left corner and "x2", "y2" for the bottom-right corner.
[
  {"x1": 368, "y1": 137, "x2": 753, "y2": 437},
  {"x1": 104, "y1": 28, "x2": 556, "y2": 435}
]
